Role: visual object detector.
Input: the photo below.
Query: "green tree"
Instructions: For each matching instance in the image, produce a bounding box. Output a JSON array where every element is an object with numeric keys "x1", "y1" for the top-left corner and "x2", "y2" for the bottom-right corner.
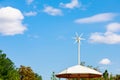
[
  {"x1": 103, "y1": 70, "x2": 109, "y2": 80},
  {"x1": 0, "y1": 50, "x2": 20, "y2": 80},
  {"x1": 35, "y1": 73, "x2": 42, "y2": 80},
  {"x1": 109, "y1": 73, "x2": 113, "y2": 80},
  {"x1": 80, "y1": 62, "x2": 85, "y2": 66},
  {"x1": 115, "y1": 74, "x2": 120, "y2": 80},
  {"x1": 19, "y1": 65, "x2": 42, "y2": 80},
  {"x1": 51, "y1": 72, "x2": 58, "y2": 80}
]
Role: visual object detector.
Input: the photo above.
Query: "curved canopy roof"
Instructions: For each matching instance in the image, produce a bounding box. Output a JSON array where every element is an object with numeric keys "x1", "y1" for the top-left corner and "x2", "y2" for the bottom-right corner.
[{"x1": 56, "y1": 65, "x2": 102, "y2": 78}]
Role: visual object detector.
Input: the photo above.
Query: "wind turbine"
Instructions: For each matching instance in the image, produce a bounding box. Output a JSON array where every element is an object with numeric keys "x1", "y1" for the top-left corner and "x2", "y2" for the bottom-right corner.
[
  {"x1": 56, "y1": 33, "x2": 102, "y2": 79},
  {"x1": 73, "y1": 32, "x2": 85, "y2": 65}
]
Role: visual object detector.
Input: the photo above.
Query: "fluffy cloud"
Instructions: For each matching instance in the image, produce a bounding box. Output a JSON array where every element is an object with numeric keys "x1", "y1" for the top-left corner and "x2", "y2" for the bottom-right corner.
[
  {"x1": 60, "y1": 0, "x2": 80, "y2": 9},
  {"x1": 99, "y1": 58, "x2": 111, "y2": 65},
  {"x1": 26, "y1": 0, "x2": 34, "y2": 5},
  {"x1": 107, "y1": 23, "x2": 120, "y2": 33},
  {"x1": 24, "y1": 11, "x2": 37, "y2": 16},
  {"x1": 43, "y1": 6, "x2": 62, "y2": 16},
  {"x1": 90, "y1": 32, "x2": 120, "y2": 44},
  {"x1": 75, "y1": 13, "x2": 117, "y2": 24},
  {"x1": 89, "y1": 23, "x2": 120, "y2": 44},
  {"x1": 0, "y1": 7, "x2": 27, "y2": 36}
]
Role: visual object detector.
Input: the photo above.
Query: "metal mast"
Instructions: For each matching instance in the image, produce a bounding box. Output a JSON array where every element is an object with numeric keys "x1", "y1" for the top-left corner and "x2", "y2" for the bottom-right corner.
[{"x1": 74, "y1": 33, "x2": 85, "y2": 65}]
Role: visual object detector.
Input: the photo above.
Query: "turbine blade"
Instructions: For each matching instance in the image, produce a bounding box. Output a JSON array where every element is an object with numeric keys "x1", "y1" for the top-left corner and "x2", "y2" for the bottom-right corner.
[
  {"x1": 74, "y1": 40, "x2": 77, "y2": 44},
  {"x1": 75, "y1": 32, "x2": 78, "y2": 37},
  {"x1": 80, "y1": 33, "x2": 83, "y2": 37}
]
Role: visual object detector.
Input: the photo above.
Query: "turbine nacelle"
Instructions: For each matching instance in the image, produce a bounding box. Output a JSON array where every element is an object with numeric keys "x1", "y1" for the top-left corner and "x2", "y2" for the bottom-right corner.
[{"x1": 73, "y1": 32, "x2": 85, "y2": 44}]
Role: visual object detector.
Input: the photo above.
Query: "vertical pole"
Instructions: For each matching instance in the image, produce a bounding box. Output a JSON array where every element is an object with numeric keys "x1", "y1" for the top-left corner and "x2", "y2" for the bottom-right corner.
[{"x1": 78, "y1": 41, "x2": 80, "y2": 65}]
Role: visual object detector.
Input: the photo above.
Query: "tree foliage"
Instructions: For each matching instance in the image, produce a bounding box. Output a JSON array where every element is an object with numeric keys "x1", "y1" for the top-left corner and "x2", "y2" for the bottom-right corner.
[
  {"x1": 19, "y1": 65, "x2": 42, "y2": 80},
  {"x1": 35, "y1": 73, "x2": 42, "y2": 80},
  {"x1": 51, "y1": 72, "x2": 58, "y2": 80},
  {"x1": 0, "y1": 50, "x2": 20, "y2": 80},
  {"x1": 80, "y1": 61, "x2": 100, "y2": 72},
  {"x1": 113, "y1": 74, "x2": 120, "y2": 80},
  {"x1": 103, "y1": 70, "x2": 109, "y2": 80},
  {"x1": 0, "y1": 50, "x2": 42, "y2": 80}
]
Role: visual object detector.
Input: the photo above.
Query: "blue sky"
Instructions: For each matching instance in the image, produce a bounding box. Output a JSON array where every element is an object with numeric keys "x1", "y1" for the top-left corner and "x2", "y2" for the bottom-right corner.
[{"x1": 0, "y1": 0, "x2": 120, "y2": 80}]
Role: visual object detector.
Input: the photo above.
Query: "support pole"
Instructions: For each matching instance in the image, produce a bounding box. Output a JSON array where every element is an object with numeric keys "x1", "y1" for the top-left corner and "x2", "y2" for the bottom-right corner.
[
  {"x1": 78, "y1": 41, "x2": 80, "y2": 65},
  {"x1": 74, "y1": 33, "x2": 84, "y2": 65}
]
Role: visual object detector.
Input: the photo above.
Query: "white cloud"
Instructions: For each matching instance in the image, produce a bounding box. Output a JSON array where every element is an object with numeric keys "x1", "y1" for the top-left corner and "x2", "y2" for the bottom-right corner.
[
  {"x1": 107, "y1": 23, "x2": 120, "y2": 33},
  {"x1": 43, "y1": 6, "x2": 62, "y2": 16},
  {"x1": 90, "y1": 32, "x2": 120, "y2": 44},
  {"x1": 60, "y1": 0, "x2": 80, "y2": 9},
  {"x1": 89, "y1": 23, "x2": 120, "y2": 44},
  {"x1": 0, "y1": 7, "x2": 27, "y2": 36},
  {"x1": 99, "y1": 58, "x2": 111, "y2": 65},
  {"x1": 75, "y1": 13, "x2": 117, "y2": 24},
  {"x1": 26, "y1": 0, "x2": 34, "y2": 5},
  {"x1": 24, "y1": 11, "x2": 37, "y2": 16}
]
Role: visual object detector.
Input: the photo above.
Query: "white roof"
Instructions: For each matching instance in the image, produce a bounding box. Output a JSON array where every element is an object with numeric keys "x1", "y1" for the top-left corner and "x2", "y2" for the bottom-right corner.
[{"x1": 57, "y1": 65, "x2": 102, "y2": 75}]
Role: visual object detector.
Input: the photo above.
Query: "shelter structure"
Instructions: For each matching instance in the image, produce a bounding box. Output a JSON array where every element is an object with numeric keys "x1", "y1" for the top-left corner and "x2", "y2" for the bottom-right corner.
[
  {"x1": 55, "y1": 33, "x2": 102, "y2": 80},
  {"x1": 56, "y1": 65, "x2": 102, "y2": 80}
]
